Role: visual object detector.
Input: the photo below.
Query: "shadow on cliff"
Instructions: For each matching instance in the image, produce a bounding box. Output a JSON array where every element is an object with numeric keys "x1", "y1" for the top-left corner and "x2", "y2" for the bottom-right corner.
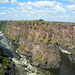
[{"x1": 0, "y1": 46, "x2": 13, "y2": 58}]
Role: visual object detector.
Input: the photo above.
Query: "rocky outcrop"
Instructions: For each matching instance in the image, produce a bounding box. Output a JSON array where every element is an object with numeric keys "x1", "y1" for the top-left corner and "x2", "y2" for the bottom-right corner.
[{"x1": 31, "y1": 44, "x2": 61, "y2": 68}]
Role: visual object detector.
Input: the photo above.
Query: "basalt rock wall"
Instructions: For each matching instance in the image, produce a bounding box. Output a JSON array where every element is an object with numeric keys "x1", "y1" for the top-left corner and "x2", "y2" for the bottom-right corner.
[{"x1": 3, "y1": 21, "x2": 75, "y2": 68}]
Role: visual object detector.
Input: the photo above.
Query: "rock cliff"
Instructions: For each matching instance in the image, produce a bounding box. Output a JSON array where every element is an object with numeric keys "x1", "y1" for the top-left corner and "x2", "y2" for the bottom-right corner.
[{"x1": 1, "y1": 20, "x2": 75, "y2": 68}]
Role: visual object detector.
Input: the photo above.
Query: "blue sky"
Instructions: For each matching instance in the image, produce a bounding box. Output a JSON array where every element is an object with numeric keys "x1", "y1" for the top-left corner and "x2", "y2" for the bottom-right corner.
[{"x1": 0, "y1": 0, "x2": 75, "y2": 22}]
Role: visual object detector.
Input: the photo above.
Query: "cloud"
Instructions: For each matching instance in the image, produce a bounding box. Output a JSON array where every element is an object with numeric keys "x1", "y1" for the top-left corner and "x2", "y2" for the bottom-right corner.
[
  {"x1": 52, "y1": 5, "x2": 66, "y2": 13},
  {"x1": 0, "y1": 12, "x2": 7, "y2": 15},
  {"x1": 0, "y1": 0, "x2": 9, "y2": 3},
  {"x1": 27, "y1": 1, "x2": 65, "y2": 13},
  {"x1": 27, "y1": 1, "x2": 55, "y2": 8},
  {"x1": 66, "y1": 5, "x2": 75, "y2": 14},
  {"x1": 17, "y1": 2, "x2": 32, "y2": 10},
  {"x1": 63, "y1": 0, "x2": 75, "y2": 3},
  {"x1": 22, "y1": 10, "x2": 28, "y2": 13},
  {"x1": 9, "y1": 1, "x2": 66, "y2": 20},
  {"x1": 11, "y1": 0, "x2": 17, "y2": 4},
  {"x1": 0, "y1": 7, "x2": 6, "y2": 9},
  {"x1": 11, "y1": 1, "x2": 65, "y2": 14},
  {"x1": 4, "y1": 10, "x2": 12, "y2": 14},
  {"x1": 66, "y1": 5, "x2": 75, "y2": 11}
]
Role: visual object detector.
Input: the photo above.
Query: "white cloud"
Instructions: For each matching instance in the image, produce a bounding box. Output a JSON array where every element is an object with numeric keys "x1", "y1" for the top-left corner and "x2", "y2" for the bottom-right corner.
[
  {"x1": 0, "y1": 12, "x2": 7, "y2": 15},
  {"x1": 11, "y1": 0, "x2": 17, "y2": 4},
  {"x1": 11, "y1": 0, "x2": 17, "y2": 2},
  {"x1": 9, "y1": 8, "x2": 15, "y2": 11},
  {"x1": 27, "y1": 1, "x2": 55, "y2": 8},
  {"x1": 53, "y1": 5, "x2": 66, "y2": 13},
  {"x1": 66, "y1": 5, "x2": 75, "y2": 14},
  {"x1": 0, "y1": 0, "x2": 9, "y2": 3},
  {"x1": 11, "y1": 1, "x2": 65, "y2": 14},
  {"x1": 18, "y1": 2, "x2": 32, "y2": 10},
  {"x1": 22, "y1": 10, "x2": 28, "y2": 13},
  {"x1": 8, "y1": 1, "x2": 66, "y2": 21},
  {"x1": 4, "y1": 10, "x2": 12, "y2": 14},
  {"x1": 66, "y1": 5, "x2": 75, "y2": 11},
  {"x1": 27, "y1": 1, "x2": 65, "y2": 13},
  {"x1": 63, "y1": 0, "x2": 75, "y2": 3},
  {"x1": 0, "y1": 7, "x2": 6, "y2": 9},
  {"x1": 30, "y1": 11, "x2": 35, "y2": 14}
]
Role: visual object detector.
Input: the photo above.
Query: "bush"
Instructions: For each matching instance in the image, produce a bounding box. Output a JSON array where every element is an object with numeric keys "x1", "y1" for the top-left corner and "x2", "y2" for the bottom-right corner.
[
  {"x1": 66, "y1": 44, "x2": 69, "y2": 48},
  {"x1": 25, "y1": 34, "x2": 28, "y2": 38},
  {"x1": 0, "y1": 70, "x2": 6, "y2": 75},
  {"x1": 72, "y1": 47, "x2": 75, "y2": 50},
  {"x1": 10, "y1": 38, "x2": 15, "y2": 42},
  {"x1": 55, "y1": 41, "x2": 59, "y2": 45},
  {"x1": 39, "y1": 38, "x2": 43, "y2": 42},
  {"x1": 20, "y1": 46, "x2": 25, "y2": 50},
  {"x1": 39, "y1": 19, "x2": 44, "y2": 21},
  {"x1": 71, "y1": 47, "x2": 75, "y2": 54},
  {"x1": 30, "y1": 26, "x2": 32, "y2": 29},
  {"x1": 34, "y1": 26, "x2": 37, "y2": 30},
  {"x1": 27, "y1": 51, "x2": 29, "y2": 54},
  {"x1": 48, "y1": 38, "x2": 51, "y2": 42},
  {"x1": 17, "y1": 39, "x2": 19, "y2": 43},
  {"x1": 0, "y1": 21, "x2": 6, "y2": 32},
  {"x1": 44, "y1": 60, "x2": 47, "y2": 64}
]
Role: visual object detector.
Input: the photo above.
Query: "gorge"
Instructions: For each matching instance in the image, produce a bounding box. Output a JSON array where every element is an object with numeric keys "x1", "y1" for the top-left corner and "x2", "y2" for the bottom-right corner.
[{"x1": 0, "y1": 20, "x2": 75, "y2": 75}]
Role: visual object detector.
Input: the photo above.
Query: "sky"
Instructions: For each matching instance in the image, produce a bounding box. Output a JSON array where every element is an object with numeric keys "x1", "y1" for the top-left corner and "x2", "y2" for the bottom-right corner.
[{"x1": 0, "y1": 0, "x2": 75, "y2": 22}]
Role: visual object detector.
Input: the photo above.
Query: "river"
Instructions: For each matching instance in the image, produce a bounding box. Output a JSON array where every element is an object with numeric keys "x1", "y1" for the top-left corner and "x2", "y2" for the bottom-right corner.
[{"x1": 0, "y1": 31, "x2": 75, "y2": 75}]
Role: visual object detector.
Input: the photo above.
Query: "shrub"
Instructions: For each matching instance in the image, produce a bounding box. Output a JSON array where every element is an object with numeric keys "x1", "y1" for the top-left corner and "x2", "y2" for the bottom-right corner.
[
  {"x1": 71, "y1": 47, "x2": 75, "y2": 54},
  {"x1": 66, "y1": 44, "x2": 69, "y2": 48},
  {"x1": 11, "y1": 39, "x2": 15, "y2": 42},
  {"x1": 48, "y1": 38, "x2": 51, "y2": 42},
  {"x1": 43, "y1": 36, "x2": 46, "y2": 39},
  {"x1": 72, "y1": 47, "x2": 75, "y2": 50},
  {"x1": 27, "y1": 51, "x2": 29, "y2": 54},
  {"x1": 25, "y1": 34, "x2": 28, "y2": 38},
  {"x1": 39, "y1": 38, "x2": 43, "y2": 42},
  {"x1": 39, "y1": 19, "x2": 44, "y2": 21},
  {"x1": 7, "y1": 34, "x2": 11, "y2": 39},
  {"x1": 46, "y1": 41, "x2": 52, "y2": 45},
  {"x1": 46, "y1": 38, "x2": 52, "y2": 45},
  {"x1": 0, "y1": 21, "x2": 6, "y2": 32},
  {"x1": 55, "y1": 41, "x2": 59, "y2": 45},
  {"x1": 20, "y1": 46, "x2": 25, "y2": 50},
  {"x1": 44, "y1": 60, "x2": 47, "y2": 64},
  {"x1": 17, "y1": 38, "x2": 19, "y2": 43},
  {"x1": 0, "y1": 70, "x2": 6, "y2": 75},
  {"x1": 30, "y1": 26, "x2": 32, "y2": 29},
  {"x1": 34, "y1": 26, "x2": 37, "y2": 30}
]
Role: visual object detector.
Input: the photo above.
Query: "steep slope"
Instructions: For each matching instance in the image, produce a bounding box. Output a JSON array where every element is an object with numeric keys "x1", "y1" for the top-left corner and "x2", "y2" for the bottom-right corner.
[{"x1": 3, "y1": 20, "x2": 75, "y2": 68}]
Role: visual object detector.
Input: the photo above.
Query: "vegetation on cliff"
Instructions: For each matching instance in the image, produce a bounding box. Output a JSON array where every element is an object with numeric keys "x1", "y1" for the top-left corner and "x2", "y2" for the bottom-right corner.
[
  {"x1": 0, "y1": 47, "x2": 15, "y2": 75},
  {"x1": 0, "y1": 21, "x2": 7, "y2": 32},
  {"x1": 0, "y1": 20, "x2": 75, "y2": 68}
]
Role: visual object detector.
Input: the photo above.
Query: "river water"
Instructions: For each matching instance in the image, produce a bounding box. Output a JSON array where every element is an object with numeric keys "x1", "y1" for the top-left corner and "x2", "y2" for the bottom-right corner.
[{"x1": 0, "y1": 31, "x2": 75, "y2": 75}]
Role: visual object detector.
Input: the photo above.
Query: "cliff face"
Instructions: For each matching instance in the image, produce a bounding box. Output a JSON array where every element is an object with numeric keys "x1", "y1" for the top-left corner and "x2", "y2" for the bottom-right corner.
[{"x1": 4, "y1": 21, "x2": 75, "y2": 68}]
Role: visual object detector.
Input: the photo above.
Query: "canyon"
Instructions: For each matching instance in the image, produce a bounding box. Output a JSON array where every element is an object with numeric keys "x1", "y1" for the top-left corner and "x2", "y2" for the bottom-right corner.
[{"x1": 0, "y1": 20, "x2": 75, "y2": 75}]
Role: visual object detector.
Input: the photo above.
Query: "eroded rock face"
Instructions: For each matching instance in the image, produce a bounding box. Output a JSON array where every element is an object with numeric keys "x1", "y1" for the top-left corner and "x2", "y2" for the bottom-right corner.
[
  {"x1": 31, "y1": 44, "x2": 61, "y2": 68},
  {"x1": 3, "y1": 21, "x2": 75, "y2": 68}
]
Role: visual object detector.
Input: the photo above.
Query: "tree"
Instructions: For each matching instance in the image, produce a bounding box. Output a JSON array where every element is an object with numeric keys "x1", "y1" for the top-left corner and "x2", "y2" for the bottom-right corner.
[{"x1": 39, "y1": 19, "x2": 44, "y2": 22}]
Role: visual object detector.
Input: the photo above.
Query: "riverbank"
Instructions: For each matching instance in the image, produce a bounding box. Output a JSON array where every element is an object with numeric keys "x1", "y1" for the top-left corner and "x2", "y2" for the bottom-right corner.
[{"x1": 0, "y1": 47, "x2": 15, "y2": 75}]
